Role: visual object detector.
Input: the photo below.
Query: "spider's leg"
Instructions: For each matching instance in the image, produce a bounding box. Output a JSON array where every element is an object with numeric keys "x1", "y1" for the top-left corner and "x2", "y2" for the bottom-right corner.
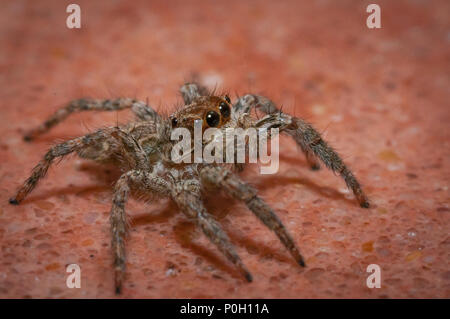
[
  {"x1": 234, "y1": 94, "x2": 320, "y2": 170},
  {"x1": 111, "y1": 170, "x2": 170, "y2": 294},
  {"x1": 172, "y1": 185, "x2": 253, "y2": 282},
  {"x1": 301, "y1": 145, "x2": 321, "y2": 170},
  {"x1": 109, "y1": 128, "x2": 149, "y2": 171},
  {"x1": 10, "y1": 128, "x2": 120, "y2": 204},
  {"x1": 200, "y1": 166, "x2": 306, "y2": 268},
  {"x1": 130, "y1": 101, "x2": 161, "y2": 122},
  {"x1": 10, "y1": 126, "x2": 150, "y2": 204},
  {"x1": 179, "y1": 82, "x2": 210, "y2": 105},
  {"x1": 244, "y1": 97, "x2": 370, "y2": 208},
  {"x1": 288, "y1": 116, "x2": 369, "y2": 208},
  {"x1": 24, "y1": 98, "x2": 160, "y2": 141}
]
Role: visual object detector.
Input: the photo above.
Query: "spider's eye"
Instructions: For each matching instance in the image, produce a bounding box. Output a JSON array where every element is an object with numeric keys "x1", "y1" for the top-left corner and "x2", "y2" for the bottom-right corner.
[
  {"x1": 225, "y1": 95, "x2": 231, "y2": 103},
  {"x1": 219, "y1": 102, "x2": 230, "y2": 118},
  {"x1": 171, "y1": 117, "x2": 178, "y2": 127},
  {"x1": 205, "y1": 110, "x2": 220, "y2": 127}
]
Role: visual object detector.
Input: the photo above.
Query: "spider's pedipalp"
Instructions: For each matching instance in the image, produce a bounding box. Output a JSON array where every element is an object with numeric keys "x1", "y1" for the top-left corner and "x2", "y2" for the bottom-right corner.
[
  {"x1": 200, "y1": 166, "x2": 306, "y2": 268},
  {"x1": 172, "y1": 186, "x2": 253, "y2": 282},
  {"x1": 23, "y1": 97, "x2": 159, "y2": 141}
]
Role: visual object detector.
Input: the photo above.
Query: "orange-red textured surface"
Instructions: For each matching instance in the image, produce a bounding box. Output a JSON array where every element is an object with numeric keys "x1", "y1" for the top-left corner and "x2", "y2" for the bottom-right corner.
[{"x1": 0, "y1": 0, "x2": 449, "y2": 298}]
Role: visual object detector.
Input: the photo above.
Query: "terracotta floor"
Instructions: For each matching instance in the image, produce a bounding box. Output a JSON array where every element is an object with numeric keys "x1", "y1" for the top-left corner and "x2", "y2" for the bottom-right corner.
[{"x1": 0, "y1": 0, "x2": 448, "y2": 298}]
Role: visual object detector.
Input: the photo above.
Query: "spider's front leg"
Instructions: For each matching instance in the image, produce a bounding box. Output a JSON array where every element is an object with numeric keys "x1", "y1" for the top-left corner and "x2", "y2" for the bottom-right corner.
[
  {"x1": 287, "y1": 116, "x2": 369, "y2": 208},
  {"x1": 171, "y1": 182, "x2": 253, "y2": 282},
  {"x1": 111, "y1": 170, "x2": 171, "y2": 294},
  {"x1": 234, "y1": 95, "x2": 320, "y2": 170},
  {"x1": 200, "y1": 166, "x2": 306, "y2": 268},
  {"x1": 23, "y1": 97, "x2": 160, "y2": 141},
  {"x1": 236, "y1": 94, "x2": 370, "y2": 208}
]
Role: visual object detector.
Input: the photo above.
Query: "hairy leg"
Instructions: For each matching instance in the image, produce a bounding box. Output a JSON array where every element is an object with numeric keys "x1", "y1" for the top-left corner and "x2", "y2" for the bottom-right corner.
[
  {"x1": 171, "y1": 184, "x2": 253, "y2": 282},
  {"x1": 179, "y1": 82, "x2": 210, "y2": 105},
  {"x1": 10, "y1": 129, "x2": 115, "y2": 204},
  {"x1": 289, "y1": 116, "x2": 369, "y2": 207},
  {"x1": 111, "y1": 170, "x2": 171, "y2": 294},
  {"x1": 234, "y1": 94, "x2": 320, "y2": 169},
  {"x1": 200, "y1": 166, "x2": 306, "y2": 267},
  {"x1": 24, "y1": 98, "x2": 159, "y2": 141},
  {"x1": 109, "y1": 128, "x2": 149, "y2": 171},
  {"x1": 235, "y1": 94, "x2": 369, "y2": 208},
  {"x1": 9, "y1": 126, "x2": 150, "y2": 204}
]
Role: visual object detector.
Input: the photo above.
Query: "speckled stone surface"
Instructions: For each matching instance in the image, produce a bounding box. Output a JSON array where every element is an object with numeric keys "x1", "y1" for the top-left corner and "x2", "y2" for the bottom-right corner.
[{"x1": 0, "y1": 0, "x2": 448, "y2": 298}]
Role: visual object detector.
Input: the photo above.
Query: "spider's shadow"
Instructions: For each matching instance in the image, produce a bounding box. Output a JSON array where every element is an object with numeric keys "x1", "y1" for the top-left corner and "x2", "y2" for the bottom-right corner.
[
  {"x1": 20, "y1": 162, "x2": 120, "y2": 203},
  {"x1": 23, "y1": 154, "x2": 353, "y2": 206},
  {"x1": 169, "y1": 195, "x2": 301, "y2": 282},
  {"x1": 252, "y1": 153, "x2": 357, "y2": 206},
  {"x1": 20, "y1": 162, "x2": 297, "y2": 281},
  {"x1": 20, "y1": 157, "x2": 353, "y2": 281},
  {"x1": 130, "y1": 194, "x2": 298, "y2": 282}
]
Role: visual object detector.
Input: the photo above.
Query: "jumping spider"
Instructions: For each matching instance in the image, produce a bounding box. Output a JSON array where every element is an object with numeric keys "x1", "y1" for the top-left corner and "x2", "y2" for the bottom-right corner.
[{"x1": 9, "y1": 82, "x2": 369, "y2": 294}]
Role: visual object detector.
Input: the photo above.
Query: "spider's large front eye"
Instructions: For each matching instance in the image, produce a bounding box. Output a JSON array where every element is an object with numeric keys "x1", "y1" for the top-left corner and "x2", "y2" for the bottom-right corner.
[
  {"x1": 171, "y1": 117, "x2": 178, "y2": 127},
  {"x1": 205, "y1": 110, "x2": 220, "y2": 127},
  {"x1": 219, "y1": 102, "x2": 230, "y2": 118}
]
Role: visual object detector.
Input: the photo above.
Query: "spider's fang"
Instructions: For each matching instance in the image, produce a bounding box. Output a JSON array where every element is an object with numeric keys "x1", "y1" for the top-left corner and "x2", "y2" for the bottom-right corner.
[{"x1": 9, "y1": 197, "x2": 19, "y2": 205}]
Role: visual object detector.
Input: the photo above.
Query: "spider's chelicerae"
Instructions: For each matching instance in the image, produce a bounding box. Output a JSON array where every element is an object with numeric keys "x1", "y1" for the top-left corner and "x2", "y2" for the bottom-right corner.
[{"x1": 10, "y1": 82, "x2": 369, "y2": 294}]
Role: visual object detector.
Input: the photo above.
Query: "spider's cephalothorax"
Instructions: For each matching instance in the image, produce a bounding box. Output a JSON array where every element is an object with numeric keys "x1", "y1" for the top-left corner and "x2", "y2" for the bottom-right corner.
[{"x1": 9, "y1": 82, "x2": 370, "y2": 294}]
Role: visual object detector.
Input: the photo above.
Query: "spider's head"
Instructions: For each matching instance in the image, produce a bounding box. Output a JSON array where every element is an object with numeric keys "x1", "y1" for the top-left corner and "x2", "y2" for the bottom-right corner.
[{"x1": 169, "y1": 95, "x2": 232, "y2": 133}]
